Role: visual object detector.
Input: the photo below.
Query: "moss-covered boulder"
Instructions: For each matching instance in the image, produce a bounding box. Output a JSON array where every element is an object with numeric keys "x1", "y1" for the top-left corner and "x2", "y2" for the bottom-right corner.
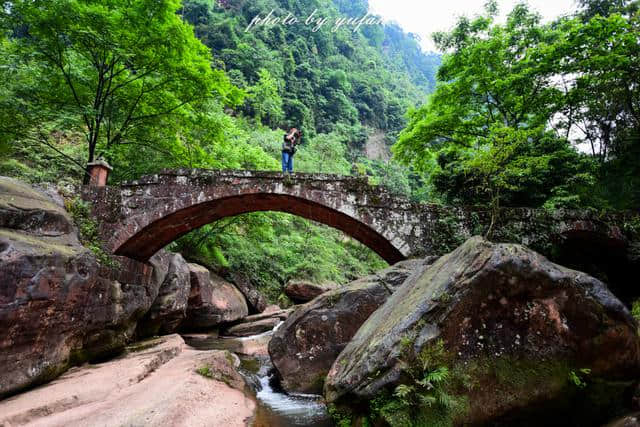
[
  {"x1": 324, "y1": 237, "x2": 640, "y2": 426},
  {"x1": 0, "y1": 177, "x2": 73, "y2": 236},
  {"x1": 269, "y1": 259, "x2": 432, "y2": 394}
]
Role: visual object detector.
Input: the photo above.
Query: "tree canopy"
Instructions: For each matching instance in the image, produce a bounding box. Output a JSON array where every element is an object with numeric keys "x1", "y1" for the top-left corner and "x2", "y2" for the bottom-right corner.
[
  {"x1": 2, "y1": 0, "x2": 242, "y2": 181},
  {"x1": 393, "y1": 0, "x2": 640, "y2": 210}
]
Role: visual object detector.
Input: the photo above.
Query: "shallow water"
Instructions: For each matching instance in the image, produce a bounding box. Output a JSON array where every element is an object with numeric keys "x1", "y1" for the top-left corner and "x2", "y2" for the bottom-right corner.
[
  {"x1": 183, "y1": 329, "x2": 333, "y2": 427},
  {"x1": 250, "y1": 363, "x2": 333, "y2": 427}
]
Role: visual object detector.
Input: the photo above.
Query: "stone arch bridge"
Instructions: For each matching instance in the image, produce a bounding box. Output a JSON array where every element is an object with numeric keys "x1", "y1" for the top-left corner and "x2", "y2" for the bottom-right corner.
[{"x1": 81, "y1": 170, "x2": 635, "y2": 274}]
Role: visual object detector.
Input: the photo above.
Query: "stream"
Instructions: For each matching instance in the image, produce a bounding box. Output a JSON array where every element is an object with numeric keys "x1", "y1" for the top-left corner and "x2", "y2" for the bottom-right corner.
[{"x1": 183, "y1": 327, "x2": 334, "y2": 427}]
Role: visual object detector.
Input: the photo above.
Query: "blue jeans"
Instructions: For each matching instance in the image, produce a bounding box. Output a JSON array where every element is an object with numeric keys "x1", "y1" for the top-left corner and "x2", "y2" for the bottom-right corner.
[{"x1": 282, "y1": 151, "x2": 293, "y2": 173}]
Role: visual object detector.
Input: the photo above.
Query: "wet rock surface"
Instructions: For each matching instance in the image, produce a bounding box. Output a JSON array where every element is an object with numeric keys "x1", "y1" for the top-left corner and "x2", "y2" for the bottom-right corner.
[
  {"x1": 223, "y1": 317, "x2": 281, "y2": 337},
  {"x1": 242, "y1": 307, "x2": 291, "y2": 323},
  {"x1": 324, "y1": 237, "x2": 640, "y2": 426},
  {"x1": 269, "y1": 259, "x2": 429, "y2": 394}
]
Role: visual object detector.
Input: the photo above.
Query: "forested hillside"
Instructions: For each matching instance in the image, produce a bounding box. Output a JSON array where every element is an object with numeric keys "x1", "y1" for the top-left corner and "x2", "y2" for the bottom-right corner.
[{"x1": 0, "y1": 0, "x2": 439, "y2": 302}]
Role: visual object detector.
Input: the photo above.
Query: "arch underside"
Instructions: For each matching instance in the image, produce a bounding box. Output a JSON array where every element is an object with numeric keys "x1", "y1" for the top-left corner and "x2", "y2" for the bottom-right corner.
[{"x1": 114, "y1": 193, "x2": 406, "y2": 265}]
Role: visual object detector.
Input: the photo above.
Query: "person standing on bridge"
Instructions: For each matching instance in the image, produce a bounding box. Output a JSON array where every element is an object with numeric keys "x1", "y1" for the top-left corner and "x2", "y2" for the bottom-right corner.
[{"x1": 282, "y1": 127, "x2": 302, "y2": 173}]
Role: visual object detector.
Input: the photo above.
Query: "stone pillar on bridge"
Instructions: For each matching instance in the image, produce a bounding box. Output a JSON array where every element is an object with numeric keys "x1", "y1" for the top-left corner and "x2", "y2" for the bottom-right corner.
[{"x1": 86, "y1": 159, "x2": 113, "y2": 187}]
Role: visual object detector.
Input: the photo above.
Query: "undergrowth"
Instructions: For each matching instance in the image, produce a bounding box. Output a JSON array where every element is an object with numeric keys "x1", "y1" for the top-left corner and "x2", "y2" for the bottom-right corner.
[{"x1": 366, "y1": 339, "x2": 470, "y2": 427}]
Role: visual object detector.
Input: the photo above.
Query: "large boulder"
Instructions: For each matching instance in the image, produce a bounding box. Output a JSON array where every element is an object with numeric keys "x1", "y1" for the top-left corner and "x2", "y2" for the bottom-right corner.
[
  {"x1": 136, "y1": 252, "x2": 190, "y2": 337},
  {"x1": 183, "y1": 264, "x2": 248, "y2": 329},
  {"x1": 269, "y1": 259, "x2": 429, "y2": 394},
  {"x1": 324, "y1": 237, "x2": 640, "y2": 426},
  {"x1": 0, "y1": 177, "x2": 163, "y2": 398},
  {"x1": 284, "y1": 280, "x2": 338, "y2": 303},
  {"x1": 227, "y1": 271, "x2": 268, "y2": 313}
]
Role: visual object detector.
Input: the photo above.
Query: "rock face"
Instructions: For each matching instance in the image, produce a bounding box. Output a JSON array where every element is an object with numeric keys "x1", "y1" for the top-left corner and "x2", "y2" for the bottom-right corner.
[
  {"x1": 136, "y1": 252, "x2": 190, "y2": 337},
  {"x1": 269, "y1": 259, "x2": 429, "y2": 394},
  {"x1": 183, "y1": 264, "x2": 248, "y2": 329},
  {"x1": 0, "y1": 177, "x2": 161, "y2": 398},
  {"x1": 284, "y1": 280, "x2": 338, "y2": 303},
  {"x1": 0, "y1": 178, "x2": 74, "y2": 235},
  {"x1": 227, "y1": 271, "x2": 268, "y2": 313},
  {"x1": 324, "y1": 237, "x2": 640, "y2": 426}
]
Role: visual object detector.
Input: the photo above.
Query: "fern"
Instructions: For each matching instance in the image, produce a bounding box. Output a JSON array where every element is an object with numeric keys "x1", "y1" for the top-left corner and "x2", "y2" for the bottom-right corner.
[{"x1": 394, "y1": 384, "x2": 415, "y2": 404}]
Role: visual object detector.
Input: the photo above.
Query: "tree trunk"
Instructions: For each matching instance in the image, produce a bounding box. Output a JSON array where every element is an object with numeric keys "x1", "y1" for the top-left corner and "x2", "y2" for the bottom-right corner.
[{"x1": 83, "y1": 141, "x2": 97, "y2": 185}]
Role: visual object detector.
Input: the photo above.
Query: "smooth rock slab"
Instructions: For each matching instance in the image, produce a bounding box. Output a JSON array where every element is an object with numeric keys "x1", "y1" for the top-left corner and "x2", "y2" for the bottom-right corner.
[
  {"x1": 0, "y1": 335, "x2": 254, "y2": 426},
  {"x1": 242, "y1": 307, "x2": 291, "y2": 323},
  {"x1": 185, "y1": 331, "x2": 273, "y2": 357},
  {"x1": 324, "y1": 237, "x2": 640, "y2": 426}
]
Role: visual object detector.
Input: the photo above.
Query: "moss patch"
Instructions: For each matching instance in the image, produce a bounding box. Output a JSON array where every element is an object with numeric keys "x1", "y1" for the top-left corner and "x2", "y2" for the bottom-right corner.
[
  {"x1": 239, "y1": 357, "x2": 261, "y2": 374},
  {"x1": 64, "y1": 197, "x2": 118, "y2": 268}
]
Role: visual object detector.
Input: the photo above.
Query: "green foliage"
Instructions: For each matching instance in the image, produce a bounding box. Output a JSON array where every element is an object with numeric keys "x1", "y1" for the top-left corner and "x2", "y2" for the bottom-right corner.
[
  {"x1": 0, "y1": 132, "x2": 87, "y2": 184},
  {"x1": 246, "y1": 68, "x2": 284, "y2": 127},
  {"x1": 196, "y1": 365, "x2": 213, "y2": 378},
  {"x1": 327, "y1": 404, "x2": 353, "y2": 427},
  {"x1": 64, "y1": 197, "x2": 118, "y2": 268},
  {"x1": 368, "y1": 340, "x2": 470, "y2": 427},
  {"x1": 632, "y1": 299, "x2": 640, "y2": 334},
  {"x1": 392, "y1": 1, "x2": 640, "y2": 211},
  {"x1": 569, "y1": 368, "x2": 592, "y2": 389},
  {"x1": 2, "y1": 0, "x2": 242, "y2": 181},
  {"x1": 180, "y1": 0, "x2": 440, "y2": 138},
  {"x1": 172, "y1": 212, "x2": 387, "y2": 303}
]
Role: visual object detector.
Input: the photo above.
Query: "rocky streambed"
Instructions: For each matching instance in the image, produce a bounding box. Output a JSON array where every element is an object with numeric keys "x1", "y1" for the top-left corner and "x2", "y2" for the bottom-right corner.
[
  {"x1": 0, "y1": 334, "x2": 255, "y2": 426},
  {"x1": 185, "y1": 328, "x2": 333, "y2": 427},
  {"x1": 2, "y1": 176, "x2": 640, "y2": 426},
  {"x1": 0, "y1": 324, "x2": 334, "y2": 427}
]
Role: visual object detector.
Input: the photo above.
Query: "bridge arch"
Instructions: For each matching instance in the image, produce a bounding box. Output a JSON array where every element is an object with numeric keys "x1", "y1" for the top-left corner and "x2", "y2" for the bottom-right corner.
[
  {"x1": 83, "y1": 170, "x2": 426, "y2": 265},
  {"x1": 114, "y1": 192, "x2": 405, "y2": 264}
]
